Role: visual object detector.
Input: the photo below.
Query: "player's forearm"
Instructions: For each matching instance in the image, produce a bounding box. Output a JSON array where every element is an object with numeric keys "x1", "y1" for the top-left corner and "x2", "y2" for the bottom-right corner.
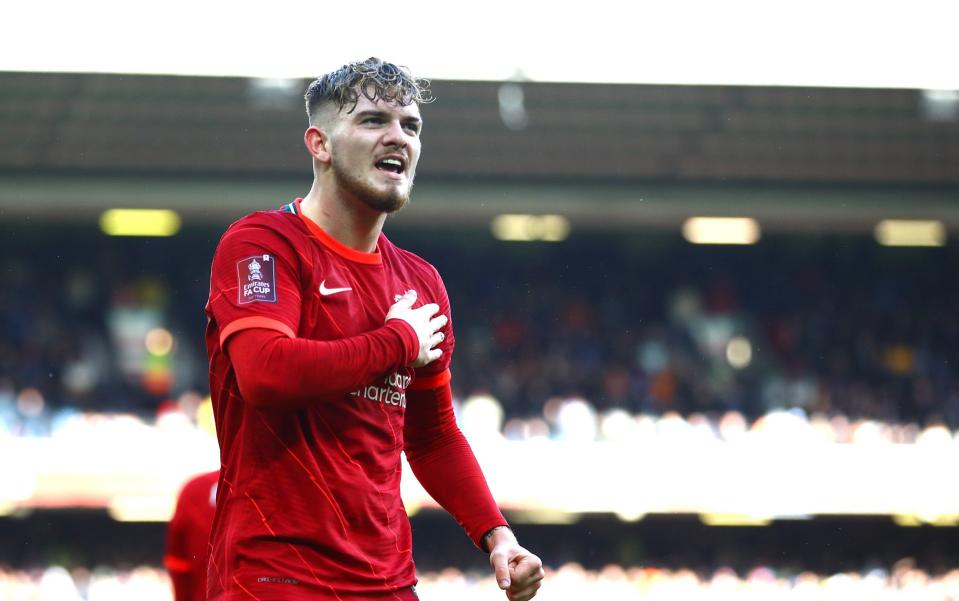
[
  {"x1": 407, "y1": 432, "x2": 507, "y2": 547},
  {"x1": 405, "y1": 386, "x2": 508, "y2": 548},
  {"x1": 227, "y1": 323, "x2": 418, "y2": 410}
]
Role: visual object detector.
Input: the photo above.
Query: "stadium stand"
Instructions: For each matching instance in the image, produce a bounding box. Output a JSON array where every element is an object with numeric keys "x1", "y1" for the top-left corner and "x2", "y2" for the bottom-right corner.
[
  {"x1": 2, "y1": 71, "x2": 958, "y2": 599},
  {"x1": 1, "y1": 227, "x2": 956, "y2": 429}
]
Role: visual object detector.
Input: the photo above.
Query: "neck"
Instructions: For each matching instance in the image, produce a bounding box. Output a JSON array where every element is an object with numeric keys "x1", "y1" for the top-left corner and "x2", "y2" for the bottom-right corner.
[{"x1": 300, "y1": 178, "x2": 386, "y2": 253}]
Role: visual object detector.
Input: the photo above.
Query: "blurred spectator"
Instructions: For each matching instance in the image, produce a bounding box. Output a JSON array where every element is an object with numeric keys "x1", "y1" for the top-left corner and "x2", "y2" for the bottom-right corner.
[{"x1": 164, "y1": 470, "x2": 219, "y2": 601}]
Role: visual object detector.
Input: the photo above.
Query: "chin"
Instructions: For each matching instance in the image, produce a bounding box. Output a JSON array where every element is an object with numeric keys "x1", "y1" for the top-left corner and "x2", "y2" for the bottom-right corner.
[
  {"x1": 335, "y1": 168, "x2": 411, "y2": 214},
  {"x1": 365, "y1": 190, "x2": 409, "y2": 214}
]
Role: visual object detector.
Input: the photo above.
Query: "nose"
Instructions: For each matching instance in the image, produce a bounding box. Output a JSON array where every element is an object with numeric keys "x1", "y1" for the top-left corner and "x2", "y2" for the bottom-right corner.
[{"x1": 381, "y1": 119, "x2": 407, "y2": 148}]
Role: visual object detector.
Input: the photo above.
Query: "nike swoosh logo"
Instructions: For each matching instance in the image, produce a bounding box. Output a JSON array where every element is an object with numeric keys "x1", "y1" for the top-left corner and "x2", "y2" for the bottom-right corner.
[{"x1": 319, "y1": 280, "x2": 352, "y2": 296}]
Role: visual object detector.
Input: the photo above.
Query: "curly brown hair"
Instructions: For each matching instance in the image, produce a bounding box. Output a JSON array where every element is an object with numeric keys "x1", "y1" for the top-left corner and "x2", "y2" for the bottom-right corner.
[{"x1": 304, "y1": 57, "x2": 434, "y2": 123}]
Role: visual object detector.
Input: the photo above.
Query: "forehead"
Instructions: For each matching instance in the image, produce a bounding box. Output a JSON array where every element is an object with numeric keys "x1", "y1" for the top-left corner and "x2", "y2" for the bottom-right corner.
[{"x1": 345, "y1": 94, "x2": 421, "y2": 120}]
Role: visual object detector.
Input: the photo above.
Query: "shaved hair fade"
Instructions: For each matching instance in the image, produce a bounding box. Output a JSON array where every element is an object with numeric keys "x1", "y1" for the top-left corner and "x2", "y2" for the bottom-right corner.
[{"x1": 304, "y1": 57, "x2": 434, "y2": 124}]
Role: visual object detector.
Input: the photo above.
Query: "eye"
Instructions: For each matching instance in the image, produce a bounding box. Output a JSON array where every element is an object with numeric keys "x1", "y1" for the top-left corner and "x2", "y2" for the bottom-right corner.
[
  {"x1": 362, "y1": 116, "x2": 384, "y2": 125},
  {"x1": 404, "y1": 122, "x2": 421, "y2": 135}
]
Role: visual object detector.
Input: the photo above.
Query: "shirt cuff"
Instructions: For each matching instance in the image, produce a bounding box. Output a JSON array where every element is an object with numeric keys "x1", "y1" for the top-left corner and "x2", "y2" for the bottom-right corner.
[
  {"x1": 219, "y1": 316, "x2": 295, "y2": 348},
  {"x1": 383, "y1": 319, "x2": 420, "y2": 366}
]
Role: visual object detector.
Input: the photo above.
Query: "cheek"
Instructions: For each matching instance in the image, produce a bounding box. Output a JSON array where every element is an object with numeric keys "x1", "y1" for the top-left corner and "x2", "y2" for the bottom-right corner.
[
  {"x1": 409, "y1": 143, "x2": 422, "y2": 170},
  {"x1": 337, "y1": 146, "x2": 363, "y2": 167}
]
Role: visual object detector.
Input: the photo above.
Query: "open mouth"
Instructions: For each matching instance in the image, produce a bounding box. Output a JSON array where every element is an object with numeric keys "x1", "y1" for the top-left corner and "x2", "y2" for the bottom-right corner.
[{"x1": 375, "y1": 157, "x2": 406, "y2": 176}]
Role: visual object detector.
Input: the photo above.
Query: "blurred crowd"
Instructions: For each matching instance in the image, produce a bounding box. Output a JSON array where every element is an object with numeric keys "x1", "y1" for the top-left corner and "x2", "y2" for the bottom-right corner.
[
  {"x1": 1, "y1": 228, "x2": 957, "y2": 433},
  {"x1": 2, "y1": 230, "x2": 959, "y2": 599},
  {"x1": 3, "y1": 559, "x2": 959, "y2": 601},
  {"x1": 5, "y1": 379, "x2": 959, "y2": 447},
  {"x1": 435, "y1": 234, "x2": 959, "y2": 430}
]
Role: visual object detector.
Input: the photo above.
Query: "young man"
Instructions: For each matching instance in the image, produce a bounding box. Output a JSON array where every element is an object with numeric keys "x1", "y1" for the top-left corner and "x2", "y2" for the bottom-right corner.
[
  {"x1": 165, "y1": 469, "x2": 219, "y2": 601},
  {"x1": 204, "y1": 58, "x2": 543, "y2": 600}
]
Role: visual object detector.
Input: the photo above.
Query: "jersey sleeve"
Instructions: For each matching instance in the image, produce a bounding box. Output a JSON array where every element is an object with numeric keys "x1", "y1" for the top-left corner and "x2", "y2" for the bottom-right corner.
[
  {"x1": 409, "y1": 265, "x2": 454, "y2": 391},
  {"x1": 404, "y1": 383, "x2": 508, "y2": 548},
  {"x1": 207, "y1": 219, "x2": 302, "y2": 349}
]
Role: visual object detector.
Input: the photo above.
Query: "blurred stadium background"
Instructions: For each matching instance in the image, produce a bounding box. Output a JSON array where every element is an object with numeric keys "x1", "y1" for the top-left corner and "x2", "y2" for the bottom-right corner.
[{"x1": 3, "y1": 4, "x2": 959, "y2": 598}]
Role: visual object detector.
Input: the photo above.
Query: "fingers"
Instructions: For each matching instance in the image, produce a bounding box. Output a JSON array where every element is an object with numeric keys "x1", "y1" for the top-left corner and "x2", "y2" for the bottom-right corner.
[
  {"x1": 507, "y1": 570, "x2": 543, "y2": 601},
  {"x1": 413, "y1": 302, "x2": 440, "y2": 319},
  {"x1": 510, "y1": 564, "x2": 544, "y2": 587},
  {"x1": 505, "y1": 555, "x2": 543, "y2": 600},
  {"x1": 412, "y1": 328, "x2": 444, "y2": 366},
  {"x1": 384, "y1": 291, "x2": 416, "y2": 321},
  {"x1": 394, "y1": 289, "x2": 416, "y2": 307},
  {"x1": 428, "y1": 313, "x2": 448, "y2": 331},
  {"x1": 507, "y1": 585, "x2": 541, "y2": 601},
  {"x1": 507, "y1": 580, "x2": 542, "y2": 601},
  {"x1": 490, "y1": 550, "x2": 511, "y2": 590},
  {"x1": 515, "y1": 565, "x2": 544, "y2": 584}
]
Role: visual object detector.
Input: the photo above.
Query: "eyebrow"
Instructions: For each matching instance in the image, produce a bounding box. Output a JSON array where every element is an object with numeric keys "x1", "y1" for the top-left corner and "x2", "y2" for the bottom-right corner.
[{"x1": 353, "y1": 109, "x2": 422, "y2": 126}]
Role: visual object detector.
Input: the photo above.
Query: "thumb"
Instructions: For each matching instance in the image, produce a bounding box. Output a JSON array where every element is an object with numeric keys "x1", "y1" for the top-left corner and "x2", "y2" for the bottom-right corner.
[{"x1": 491, "y1": 551, "x2": 511, "y2": 589}]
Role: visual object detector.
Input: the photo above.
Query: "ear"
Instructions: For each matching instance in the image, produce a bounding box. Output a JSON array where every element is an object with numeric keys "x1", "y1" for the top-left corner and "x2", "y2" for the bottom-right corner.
[{"x1": 304, "y1": 126, "x2": 331, "y2": 164}]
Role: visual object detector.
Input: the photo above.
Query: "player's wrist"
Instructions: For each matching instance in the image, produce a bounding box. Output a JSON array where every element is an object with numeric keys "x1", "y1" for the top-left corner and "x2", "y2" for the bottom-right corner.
[
  {"x1": 383, "y1": 319, "x2": 420, "y2": 365},
  {"x1": 482, "y1": 525, "x2": 515, "y2": 552}
]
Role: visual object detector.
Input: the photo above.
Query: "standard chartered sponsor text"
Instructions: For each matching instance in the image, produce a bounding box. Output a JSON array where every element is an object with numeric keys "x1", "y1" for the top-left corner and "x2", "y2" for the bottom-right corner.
[{"x1": 351, "y1": 372, "x2": 411, "y2": 408}]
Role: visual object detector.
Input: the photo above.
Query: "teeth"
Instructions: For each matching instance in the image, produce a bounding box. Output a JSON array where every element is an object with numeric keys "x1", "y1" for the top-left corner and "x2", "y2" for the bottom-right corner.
[{"x1": 377, "y1": 158, "x2": 404, "y2": 174}]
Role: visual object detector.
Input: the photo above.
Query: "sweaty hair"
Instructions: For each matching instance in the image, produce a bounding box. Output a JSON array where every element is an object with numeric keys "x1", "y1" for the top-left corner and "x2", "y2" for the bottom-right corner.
[{"x1": 304, "y1": 57, "x2": 434, "y2": 123}]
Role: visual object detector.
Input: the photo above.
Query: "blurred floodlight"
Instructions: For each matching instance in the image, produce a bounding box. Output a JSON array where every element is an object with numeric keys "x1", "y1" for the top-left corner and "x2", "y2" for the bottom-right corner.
[
  {"x1": 491, "y1": 214, "x2": 570, "y2": 242},
  {"x1": 507, "y1": 509, "x2": 580, "y2": 525},
  {"x1": 874, "y1": 219, "x2": 946, "y2": 247},
  {"x1": 37, "y1": 566, "x2": 83, "y2": 601},
  {"x1": 144, "y1": 328, "x2": 174, "y2": 356},
  {"x1": 498, "y1": 82, "x2": 529, "y2": 130},
  {"x1": 459, "y1": 393, "x2": 504, "y2": 441},
  {"x1": 100, "y1": 209, "x2": 181, "y2": 237},
  {"x1": 248, "y1": 77, "x2": 301, "y2": 110},
  {"x1": 555, "y1": 398, "x2": 598, "y2": 442},
  {"x1": 600, "y1": 409, "x2": 637, "y2": 442},
  {"x1": 920, "y1": 89, "x2": 959, "y2": 122},
  {"x1": 0, "y1": 456, "x2": 36, "y2": 508},
  {"x1": 682, "y1": 217, "x2": 760, "y2": 245},
  {"x1": 108, "y1": 495, "x2": 174, "y2": 522},
  {"x1": 615, "y1": 510, "x2": 646, "y2": 522},
  {"x1": 249, "y1": 77, "x2": 299, "y2": 92},
  {"x1": 726, "y1": 336, "x2": 753, "y2": 369},
  {"x1": 699, "y1": 513, "x2": 773, "y2": 526}
]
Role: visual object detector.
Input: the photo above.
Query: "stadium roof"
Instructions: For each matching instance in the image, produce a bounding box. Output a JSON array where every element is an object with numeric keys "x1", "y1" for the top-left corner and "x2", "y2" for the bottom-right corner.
[{"x1": 1, "y1": 71, "x2": 957, "y2": 229}]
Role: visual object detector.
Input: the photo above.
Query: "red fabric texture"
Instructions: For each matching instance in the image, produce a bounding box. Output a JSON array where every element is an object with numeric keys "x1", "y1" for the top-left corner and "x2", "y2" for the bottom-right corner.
[
  {"x1": 226, "y1": 322, "x2": 418, "y2": 410},
  {"x1": 165, "y1": 470, "x2": 219, "y2": 601}
]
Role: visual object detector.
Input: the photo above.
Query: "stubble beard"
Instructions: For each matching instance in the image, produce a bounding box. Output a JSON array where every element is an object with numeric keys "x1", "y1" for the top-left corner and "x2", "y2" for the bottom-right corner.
[{"x1": 331, "y1": 157, "x2": 412, "y2": 214}]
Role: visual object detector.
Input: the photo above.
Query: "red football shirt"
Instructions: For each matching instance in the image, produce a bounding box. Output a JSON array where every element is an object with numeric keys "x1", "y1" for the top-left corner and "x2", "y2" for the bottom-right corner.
[
  {"x1": 165, "y1": 470, "x2": 219, "y2": 601},
  {"x1": 204, "y1": 199, "x2": 461, "y2": 600}
]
